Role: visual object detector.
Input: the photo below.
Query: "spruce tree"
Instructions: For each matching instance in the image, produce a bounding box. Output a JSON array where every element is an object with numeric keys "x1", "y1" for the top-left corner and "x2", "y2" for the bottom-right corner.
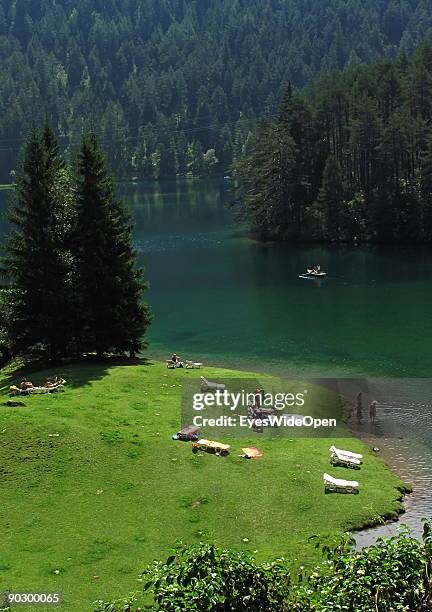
[
  {"x1": 73, "y1": 133, "x2": 151, "y2": 357},
  {"x1": 2, "y1": 126, "x2": 74, "y2": 359},
  {"x1": 317, "y1": 156, "x2": 345, "y2": 242},
  {"x1": 420, "y1": 131, "x2": 432, "y2": 241},
  {"x1": 188, "y1": 141, "x2": 205, "y2": 177},
  {"x1": 266, "y1": 124, "x2": 299, "y2": 239},
  {"x1": 158, "y1": 141, "x2": 177, "y2": 178}
]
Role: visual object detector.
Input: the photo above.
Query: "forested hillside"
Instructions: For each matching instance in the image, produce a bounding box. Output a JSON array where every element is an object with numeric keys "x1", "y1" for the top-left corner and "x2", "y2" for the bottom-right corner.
[
  {"x1": 235, "y1": 43, "x2": 432, "y2": 244},
  {"x1": 1, "y1": 0, "x2": 432, "y2": 181}
]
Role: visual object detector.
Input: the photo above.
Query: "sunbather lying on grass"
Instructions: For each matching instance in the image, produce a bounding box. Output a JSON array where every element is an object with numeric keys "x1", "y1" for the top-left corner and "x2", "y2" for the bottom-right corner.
[
  {"x1": 19, "y1": 379, "x2": 34, "y2": 390},
  {"x1": 44, "y1": 376, "x2": 66, "y2": 388},
  {"x1": 10, "y1": 376, "x2": 66, "y2": 396}
]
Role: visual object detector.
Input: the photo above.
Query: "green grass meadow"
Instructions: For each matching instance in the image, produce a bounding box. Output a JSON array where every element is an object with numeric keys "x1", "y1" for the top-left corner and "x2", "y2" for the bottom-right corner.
[{"x1": 0, "y1": 361, "x2": 406, "y2": 610}]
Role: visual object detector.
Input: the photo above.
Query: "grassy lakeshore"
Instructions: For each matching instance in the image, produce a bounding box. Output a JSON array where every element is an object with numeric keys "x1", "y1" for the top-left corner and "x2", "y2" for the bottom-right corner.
[{"x1": 0, "y1": 360, "x2": 407, "y2": 610}]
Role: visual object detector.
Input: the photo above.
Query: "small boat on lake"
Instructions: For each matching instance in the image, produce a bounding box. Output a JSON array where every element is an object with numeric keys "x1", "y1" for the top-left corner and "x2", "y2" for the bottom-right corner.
[{"x1": 299, "y1": 266, "x2": 327, "y2": 280}]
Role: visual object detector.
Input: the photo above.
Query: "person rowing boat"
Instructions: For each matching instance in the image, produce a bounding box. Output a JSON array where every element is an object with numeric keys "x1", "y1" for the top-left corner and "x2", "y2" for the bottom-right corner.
[{"x1": 299, "y1": 265, "x2": 327, "y2": 279}]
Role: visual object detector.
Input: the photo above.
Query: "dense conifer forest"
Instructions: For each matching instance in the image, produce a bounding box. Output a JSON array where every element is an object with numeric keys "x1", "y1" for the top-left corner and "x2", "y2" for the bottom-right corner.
[
  {"x1": 235, "y1": 43, "x2": 432, "y2": 244},
  {"x1": 1, "y1": 0, "x2": 432, "y2": 181}
]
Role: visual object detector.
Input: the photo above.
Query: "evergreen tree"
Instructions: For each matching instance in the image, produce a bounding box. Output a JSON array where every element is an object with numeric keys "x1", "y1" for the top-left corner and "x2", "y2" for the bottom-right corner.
[
  {"x1": 188, "y1": 141, "x2": 206, "y2": 177},
  {"x1": 317, "y1": 155, "x2": 345, "y2": 242},
  {"x1": 218, "y1": 126, "x2": 233, "y2": 171},
  {"x1": 73, "y1": 133, "x2": 151, "y2": 357},
  {"x1": 176, "y1": 133, "x2": 189, "y2": 175},
  {"x1": 2, "y1": 126, "x2": 74, "y2": 359},
  {"x1": 266, "y1": 125, "x2": 300, "y2": 239},
  {"x1": 420, "y1": 131, "x2": 432, "y2": 241},
  {"x1": 158, "y1": 140, "x2": 177, "y2": 178},
  {"x1": 234, "y1": 120, "x2": 301, "y2": 239}
]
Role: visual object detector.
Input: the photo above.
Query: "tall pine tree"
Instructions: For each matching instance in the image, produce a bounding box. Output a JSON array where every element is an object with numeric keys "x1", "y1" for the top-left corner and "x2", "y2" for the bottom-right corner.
[
  {"x1": 420, "y1": 130, "x2": 432, "y2": 241},
  {"x1": 2, "y1": 126, "x2": 73, "y2": 359},
  {"x1": 317, "y1": 155, "x2": 345, "y2": 242},
  {"x1": 73, "y1": 133, "x2": 151, "y2": 357}
]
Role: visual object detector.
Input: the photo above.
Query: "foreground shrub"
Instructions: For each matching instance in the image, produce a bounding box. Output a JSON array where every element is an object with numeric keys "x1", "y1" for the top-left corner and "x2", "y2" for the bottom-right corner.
[
  {"x1": 94, "y1": 593, "x2": 145, "y2": 612},
  {"x1": 289, "y1": 523, "x2": 432, "y2": 611},
  {"x1": 94, "y1": 522, "x2": 432, "y2": 611},
  {"x1": 141, "y1": 543, "x2": 290, "y2": 611}
]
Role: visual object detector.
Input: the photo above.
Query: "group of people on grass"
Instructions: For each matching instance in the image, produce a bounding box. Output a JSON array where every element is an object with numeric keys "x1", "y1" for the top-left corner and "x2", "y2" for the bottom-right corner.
[
  {"x1": 19, "y1": 376, "x2": 65, "y2": 390},
  {"x1": 10, "y1": 376, "x2": 66, "y2": 395},
  {"x1": 166, "y1": 353, "x2": 204, "y2": 370}
]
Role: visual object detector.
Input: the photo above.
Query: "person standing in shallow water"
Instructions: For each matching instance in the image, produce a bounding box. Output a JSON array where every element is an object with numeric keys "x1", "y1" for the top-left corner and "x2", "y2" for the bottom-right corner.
[
  {"x1": 369, "y1": 400, "x2": 377, "y2": 423},
  {"x1": 356, "y1": 391, "x2": 363, "y2": 422}
]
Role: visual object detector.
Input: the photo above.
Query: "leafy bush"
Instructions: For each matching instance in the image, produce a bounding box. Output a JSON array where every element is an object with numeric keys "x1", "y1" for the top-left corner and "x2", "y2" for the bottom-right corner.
[
  {"x1": 288, "y1": 522, "x2": 432, "y2": 611},
  {"x1": 94, "y1": 523, "x2": 432, "y2": 611},
  {"x1": 93, "y1": 592, "x2": 145, "y2": 612},
  {"x1": 141, "y1": 543, "x2": 290, "y2": 611}
]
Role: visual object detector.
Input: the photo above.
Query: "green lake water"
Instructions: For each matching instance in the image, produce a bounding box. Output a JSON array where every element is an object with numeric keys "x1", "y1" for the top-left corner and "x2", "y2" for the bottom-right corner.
[{"x1": 118, "y1": 178, "x2": 432, "y2": 378}]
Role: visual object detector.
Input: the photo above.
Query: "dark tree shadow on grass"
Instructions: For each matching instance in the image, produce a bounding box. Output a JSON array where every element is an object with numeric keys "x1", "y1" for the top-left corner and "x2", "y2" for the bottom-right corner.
[{"x1": 0, "y1": 355, "x2": 155, "y2": 394}]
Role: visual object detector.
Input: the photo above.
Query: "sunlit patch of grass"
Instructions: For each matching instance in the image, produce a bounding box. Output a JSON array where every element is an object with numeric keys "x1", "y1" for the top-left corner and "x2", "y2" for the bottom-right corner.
[{"x1": 0, "y1": 360, "x2": 406, "y2": 610}]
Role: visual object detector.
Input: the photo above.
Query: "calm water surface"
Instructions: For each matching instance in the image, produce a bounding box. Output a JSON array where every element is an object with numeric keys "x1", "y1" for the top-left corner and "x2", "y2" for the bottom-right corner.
[
  {"x1": 1, "y1": 178, "x2": 432, "y2": 542},
  {"x1": 119, "y1": 179, "x2": 432, "y2": 379}
]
